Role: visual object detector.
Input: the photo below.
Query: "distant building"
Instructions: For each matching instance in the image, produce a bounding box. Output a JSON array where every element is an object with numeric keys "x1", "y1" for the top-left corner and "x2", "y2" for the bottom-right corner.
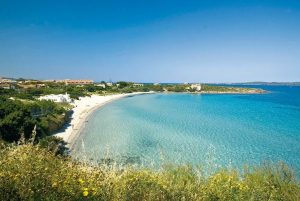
[
  {"x1": 0, "y1": 78, "x2": 16, "y2": 83},
  {"x1": 190, "y1": 84, "x2": 202, "y2": 91},
  {"x1": 0, "y1": 78, "x2": 17, "y2": 89},
  {"x1": 96, "y1": 83, "x2": 106, "y2": 88},
  {"x1": 19, "y1": 83, "x2": 46, "y2": 89},
  {"x1": 58, "y1": 79, "x2": 94, "y2": 85},
  {"x1": 0, "y1": 83, "x2": 16, "y2": 89},
  {"x1": 42, "y1": 80, "x2": 56, "y2": 83},
  {"x1": 133, "y1": 83, "x2": 144, "y2": 87},
  {"x1": 106, "y1": 82, "x2": 113, "y2": 87},
  {"x1": 24, "y1": 80, "x2": 39, "y2": 83},
  {"x1": 37, "y1": 84, "x2": 46, "y2": 88},
  {"x1": 153, "y1": 83, "x2": 160, "y2": 86},
  {"x1": 38, "y1": 93, "x2": 72, "y2": 103}
]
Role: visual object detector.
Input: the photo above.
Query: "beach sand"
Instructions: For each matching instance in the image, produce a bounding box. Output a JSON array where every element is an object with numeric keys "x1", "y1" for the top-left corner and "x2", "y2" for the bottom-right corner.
[{"x1": 54, "y1": 92, "x2": 152, "y2": 148}]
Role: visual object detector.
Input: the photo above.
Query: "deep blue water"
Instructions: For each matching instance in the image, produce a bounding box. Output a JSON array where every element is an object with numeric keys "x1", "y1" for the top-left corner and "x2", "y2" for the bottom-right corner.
[{"x1": 73, "y1": 86, "x2": 300, "y2": 173}]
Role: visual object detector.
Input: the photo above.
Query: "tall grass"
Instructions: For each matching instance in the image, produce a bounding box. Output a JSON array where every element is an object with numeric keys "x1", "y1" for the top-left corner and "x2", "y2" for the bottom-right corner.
[{"x1": 0, "y1": 143, "x2": 299, "y2": 200}]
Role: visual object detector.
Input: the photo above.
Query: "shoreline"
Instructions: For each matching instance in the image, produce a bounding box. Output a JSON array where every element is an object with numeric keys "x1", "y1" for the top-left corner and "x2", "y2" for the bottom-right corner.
[
  {"x1": 55, "y1": 89, "x2": 264, "y2": 150},
  {"x1": 163, "y1": 89, "x2": 267, "y2": 95},
  {"x1": 165, "y1": 91, "x2": 266, "y2": 95},
  {"x1": 197, "y1": 90, "x2": 267, "y2": 94},
  {"x1": 54, "y1": 92, "x2": 153, "y2": 149}
]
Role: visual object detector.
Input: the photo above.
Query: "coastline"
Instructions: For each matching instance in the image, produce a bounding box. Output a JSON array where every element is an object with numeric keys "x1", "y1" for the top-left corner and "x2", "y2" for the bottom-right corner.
[
  {"x1": 198, "y1": 90, "x2": 266, "y2": 94},
  {"x1": 55, "y1": 89, "x2": 264, "y2": 150},
  {"x1": 163, "y1": 89, "x2": 266, "y2": 95},
  {"x1": 54, "y1": 92, "x2": 153, "y2": 149}
]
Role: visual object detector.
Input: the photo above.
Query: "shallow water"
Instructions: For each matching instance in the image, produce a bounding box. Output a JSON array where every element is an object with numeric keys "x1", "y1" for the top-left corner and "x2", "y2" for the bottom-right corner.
[{"x1": 73, "y1": 85, "x2": 300, "y2": 173}]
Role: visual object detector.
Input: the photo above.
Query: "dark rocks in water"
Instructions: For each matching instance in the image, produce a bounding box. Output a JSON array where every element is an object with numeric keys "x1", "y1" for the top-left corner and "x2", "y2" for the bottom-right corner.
[
  {"x1": 98, "y1": 158, "x2": 115, "y2": 166},
  {"x1": 96, "y1": 155, "x2": 142, "y2": 166},
  {"x1": 121, "y1": 156, "x2": 142, "y2": 165}
]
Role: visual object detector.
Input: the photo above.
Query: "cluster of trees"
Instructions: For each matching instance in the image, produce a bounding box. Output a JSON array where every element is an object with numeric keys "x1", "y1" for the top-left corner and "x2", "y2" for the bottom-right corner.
[
  {"x1": 201, "y1": 85, "x2": 238, "y2": 92},
  {"x1": 1, "y1": 81, "x2": 260, "y2": 103},
  {"x1": 0, "y1": 97, "x2": 67, "y2": 142},
  {"x1": 0, "y1": 83, "x2": 88, "y2": 100},
  {"x1": 103, "y1": 82, "x2": 198, "y2": 93}
]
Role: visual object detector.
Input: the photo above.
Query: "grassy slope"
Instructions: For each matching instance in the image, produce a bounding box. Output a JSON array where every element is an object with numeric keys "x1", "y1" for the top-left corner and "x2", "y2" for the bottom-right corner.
[{"x1": 0, "y1": 144, "x2": 299, "y2": 201}]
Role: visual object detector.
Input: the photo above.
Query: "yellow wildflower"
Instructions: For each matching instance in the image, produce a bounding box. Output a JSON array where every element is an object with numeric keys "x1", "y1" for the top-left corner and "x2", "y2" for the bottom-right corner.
[
  {"x1": 83, "y1": 190, "x2": 89, "y2": 197},
  {"x1": 78, "y1": 178, "x2": 84, "y2": 184}
]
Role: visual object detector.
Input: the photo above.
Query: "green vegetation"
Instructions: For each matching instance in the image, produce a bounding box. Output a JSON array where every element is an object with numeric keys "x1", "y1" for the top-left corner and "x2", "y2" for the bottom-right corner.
[
  {"x1": 0, "y1": 97, "x2": 68, "y2": 142},
  {"x1": 0, "y1": 81, "x2": 265, "y2": 102},
  {"x1": 38, "y1": 136, "x2": 69, "y2": 156},
  {"x1": 201, "y1": 85, "x2": 264, "y2": 93},
  {"x1": 101, "y1": 82, "x2": 264, "y2": 94},
  {"x1": 0, "y1": 143, "x2": 299, "y2": 200},
  {"x1": 0, "y1": 82, "x2": 87, "y2": 100}
]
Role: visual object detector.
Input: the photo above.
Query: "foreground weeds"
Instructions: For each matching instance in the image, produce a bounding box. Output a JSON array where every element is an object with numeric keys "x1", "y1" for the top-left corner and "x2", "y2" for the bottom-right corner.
[{"x1": 0, "y1": 144, "x2": 299, "y2": 201}]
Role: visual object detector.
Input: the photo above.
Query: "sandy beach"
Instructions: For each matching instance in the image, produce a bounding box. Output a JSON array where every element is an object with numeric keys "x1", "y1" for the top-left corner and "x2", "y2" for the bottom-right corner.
[{"x1": 54, "y1": 92, "x2": 152, "y2": 148}]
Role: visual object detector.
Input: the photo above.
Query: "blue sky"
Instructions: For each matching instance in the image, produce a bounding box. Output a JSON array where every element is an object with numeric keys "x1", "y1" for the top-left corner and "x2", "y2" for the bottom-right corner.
[{"x1": 0, "y1": 0, "x2": 300, "y2": 82}]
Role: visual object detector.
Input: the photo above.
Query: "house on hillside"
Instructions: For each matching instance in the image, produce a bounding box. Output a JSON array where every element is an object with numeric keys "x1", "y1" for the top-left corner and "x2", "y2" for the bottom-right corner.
[
  {"x1": 96, "y1": 83, "x2": 106, "y2": 88},
  {"x1": 190, "y1": 84, "x2": 202, "y2": 91},
  {"x1": 0, "y1": 78, "x2": 17, "y2": 89},
  {"x1": 0, "y1": 78, "x2": 16, "y2": 83},
  {"x1": 57, "y1": 79, "x2": 94, "y2": 85},
  {"x1": 0, "y1": 83, "x2": 16, "y2": 89}
]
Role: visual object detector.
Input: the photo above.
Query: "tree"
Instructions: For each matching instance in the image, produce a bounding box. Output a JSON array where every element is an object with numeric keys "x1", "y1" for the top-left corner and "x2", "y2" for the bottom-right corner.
[
  {"x1": 117, "y1": 81, "x2": 130, "y2": 88},
  {"x1": 0, "y1": 110, "x2": 35, "y2": 142},
  {"x1": 39, "y1": 136, "x2": 69, "y2": 156},
  {"x1": 0, "y1": 97, "x2": 67, "y2": 143}
]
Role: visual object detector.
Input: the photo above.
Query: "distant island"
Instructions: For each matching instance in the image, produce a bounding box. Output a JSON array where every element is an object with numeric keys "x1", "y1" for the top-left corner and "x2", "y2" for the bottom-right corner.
[{"x1": 216, "y1": 81, "x2": 300, "y2": 86}]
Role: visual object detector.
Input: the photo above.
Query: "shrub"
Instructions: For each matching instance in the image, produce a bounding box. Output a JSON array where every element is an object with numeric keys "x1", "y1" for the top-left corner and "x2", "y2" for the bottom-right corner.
[
  {"x1": 38, "y1": 136, "x2": 69, "y2": 156},
  {"x1": 0, "y1": 144, "x2": 299, "y2": 200},
  {"x1": 0, "y1": 97, "x2": 68, "y2": 142}
]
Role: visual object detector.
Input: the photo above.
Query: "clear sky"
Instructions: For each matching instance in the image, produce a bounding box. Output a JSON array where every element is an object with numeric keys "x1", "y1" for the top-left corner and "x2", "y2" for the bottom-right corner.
[{"x1": 0, "y1": 0, "x2": 300, "y2": 82}]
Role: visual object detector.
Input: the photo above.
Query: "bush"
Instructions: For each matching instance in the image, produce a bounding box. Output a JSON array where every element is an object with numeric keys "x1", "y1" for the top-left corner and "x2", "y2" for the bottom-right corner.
[
  {"x1": 0, "y1": 144, "x2": 299, "y2": 200},
  {"x1": 0, "y1": 97, "x2": 67, "y2": 142},
  {"x1": 38, "y1": 136, "x2": 69, "y2": 156},
  {"x1": 0, "y1": 98, "x2": 36, "y2": 142}
]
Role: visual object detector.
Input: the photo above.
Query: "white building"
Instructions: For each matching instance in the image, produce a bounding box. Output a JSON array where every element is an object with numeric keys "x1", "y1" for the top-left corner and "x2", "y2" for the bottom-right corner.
[
  {"x1": 133, "y1": 83, "x2": 144, "y2": 87},
  {"x1": 190, "y1": 84, "x2": 202, "y2": 91},
  {"x1": 0, "y1": 83, "x2": 16, "y2": 89},
  {"x1": 38, "y1": 93, "x2": 72, "y2": 103},
  {"x1": 0, "y1": 78, "x2": 15, "y2": 83},
  {"x1": 96, "y1": 83, "x2": 106, "y2": 88}
]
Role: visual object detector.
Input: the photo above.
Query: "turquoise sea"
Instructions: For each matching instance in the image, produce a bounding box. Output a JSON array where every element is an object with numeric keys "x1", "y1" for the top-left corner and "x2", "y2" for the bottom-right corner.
[{"x1": 73, "y1": 85, "x2": 300, "y2": 173}]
